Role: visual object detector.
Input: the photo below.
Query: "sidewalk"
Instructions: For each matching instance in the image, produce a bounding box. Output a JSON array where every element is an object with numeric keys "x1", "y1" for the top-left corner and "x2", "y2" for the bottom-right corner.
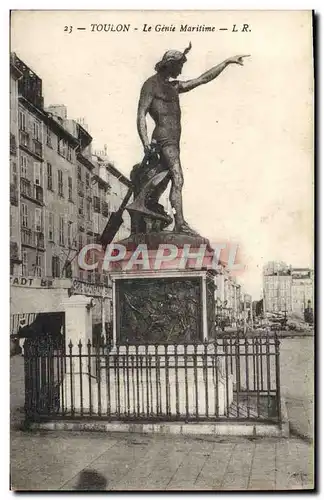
[{"x1": 10, "y1": 430, "x2": 314, "y2": 491}]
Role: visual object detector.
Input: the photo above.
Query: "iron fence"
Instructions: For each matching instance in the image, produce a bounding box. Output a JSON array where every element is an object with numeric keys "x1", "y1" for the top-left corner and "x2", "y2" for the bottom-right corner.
[{"x1": 24, "y1": 334, "x2": 281, "y2": 424}]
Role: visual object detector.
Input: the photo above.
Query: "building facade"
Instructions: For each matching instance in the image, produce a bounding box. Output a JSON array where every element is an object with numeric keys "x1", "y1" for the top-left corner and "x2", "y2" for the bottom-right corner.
[
  {"x1": 263, "y1": 261, "x2": 314, "y2": 317},
  {"x1": 214, "y1": 266, "x2": 243, "y2": 327},
  {"x1": 10, "y1": 55, "x2": 23, "y2": 275},
  {"x1": 291, "y1": 268, "x2": 314, "y2": 317},
  {"x1": 10, "y1": 54, "x2": 132, "y2": 328},
  {"x1": 263, "y1": 261, "x2": 292, "y2": 313}
]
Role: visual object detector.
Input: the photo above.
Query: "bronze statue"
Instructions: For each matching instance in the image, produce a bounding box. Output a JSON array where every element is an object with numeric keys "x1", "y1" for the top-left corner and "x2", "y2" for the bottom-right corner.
[
  {"x1": 100, "y1": 45, "x2": 249, "y2": 247},
  {"x1": 133, "y1": 43, "x2": 250, "y2": 235}
]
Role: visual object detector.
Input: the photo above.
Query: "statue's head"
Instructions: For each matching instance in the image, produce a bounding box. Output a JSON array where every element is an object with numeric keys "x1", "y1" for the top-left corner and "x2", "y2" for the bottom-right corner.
[{"x1": 155, "y1": 42, "x2": 192, "y2": 77}]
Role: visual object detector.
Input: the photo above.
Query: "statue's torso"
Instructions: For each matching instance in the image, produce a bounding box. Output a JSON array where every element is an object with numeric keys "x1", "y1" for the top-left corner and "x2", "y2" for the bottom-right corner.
[{"x1": 148, "y1": 76, "x2": 181, "y2": 145}]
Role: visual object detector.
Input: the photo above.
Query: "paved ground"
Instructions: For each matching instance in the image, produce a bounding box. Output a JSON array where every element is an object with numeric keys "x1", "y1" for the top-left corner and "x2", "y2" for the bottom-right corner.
[
  {"x1": 280, "y1": 338, "x2": 314, "y2": 441},
  {"x1": 10, "y1": 336, "x2": 314, "y2": 491},
  {"x1": 10, "y1": 430, "x2": 314, "y2": 491}
]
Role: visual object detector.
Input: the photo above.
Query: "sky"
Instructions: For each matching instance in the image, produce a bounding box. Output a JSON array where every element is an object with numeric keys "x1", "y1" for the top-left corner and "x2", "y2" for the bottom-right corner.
[{"x1": 10, "y1": 10, "x2": 314, "y2": 298}]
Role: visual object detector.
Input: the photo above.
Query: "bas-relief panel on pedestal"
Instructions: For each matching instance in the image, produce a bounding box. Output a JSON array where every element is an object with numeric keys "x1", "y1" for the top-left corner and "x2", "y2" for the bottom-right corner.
[{"x1": 116, "y1": 278, "x2": 202, "y2": 344}]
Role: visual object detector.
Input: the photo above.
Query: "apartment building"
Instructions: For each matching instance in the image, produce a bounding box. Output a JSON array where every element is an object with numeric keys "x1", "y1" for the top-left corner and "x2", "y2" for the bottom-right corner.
[
  {"x1": 291, "y1": 268, "x2": 314, "y2": 317},
  {"x1": 263, "y1": 261, "x2": 314, "y2": 316},
  {"x1": 10, "y1": 53, "x2": 131, "y2": 288},
  {"x1": 14, "y1": 54, "x2": 47, "y2": 278},
  {"x1": 214, "y1": 265, "x2": 243, "y2": 325},
  {"x1": 263, "y1": 261, "x2": 292, "y2": 313},
  {"x1": 93, "y1": 149, "x2": 131, "y2": 243},
  {"x1": 10, "y1": 54, "x2": 22, "y2": 275}
]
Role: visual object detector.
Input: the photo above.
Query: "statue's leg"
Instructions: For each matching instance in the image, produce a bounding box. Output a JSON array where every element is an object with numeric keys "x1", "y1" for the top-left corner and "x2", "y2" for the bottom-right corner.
[
  {"x1": 160, "y1": 145, "x2": 185, "y2": 229},
  {"x1": 161, "y1": 145, "x2": 200, "y2": 236}
]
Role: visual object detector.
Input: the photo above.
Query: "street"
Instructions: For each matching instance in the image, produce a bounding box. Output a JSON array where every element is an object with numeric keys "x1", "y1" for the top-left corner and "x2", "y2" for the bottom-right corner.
[{"x1": 10, "y1": 336, "x2": 314, "y2": 491}]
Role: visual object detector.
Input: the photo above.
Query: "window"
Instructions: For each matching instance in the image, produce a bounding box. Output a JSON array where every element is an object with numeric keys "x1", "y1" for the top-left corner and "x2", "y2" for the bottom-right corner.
[
  {"x1": 21, "y1": 203, "x2": 28, "y2": 228},
  {"x1": 48, "y1": 212, "x2": 55, "y2": 241},
  {"x1": 35, "y1": 208, "x2": 42, "y2": 232},
  {"x1": 11, "y1": 162, "x2": 18, "y2": 187},
  {"x1": 46, "y1": 126, "x2": 52, "y2": 147},
  {"x1": 33, "y1": 121, "x2": 41, "y2": 141},
  {"x1": 19, "y1": 110, "x2": 27, "y2": 131},
  {"x1": 78, "y1": 234, "x2": 83, "y2": 250},
  {"x1": 68, "y1": 176, "x2": 73, "y2": 201},
  {"x1": 86, "y1": 199, "x2": 91, "y2": 220},
  {"x1": 22, "y1": 250, "x2": 28, "y2": 277},
  {"x1": 20, "y1": 154, "x2": 28, "y2": 178},
  {"x1": 10, "y1": 211, "x2": 13, "y2": 237},
  {"x1": 35, "y1": 254, "x2": 42, "y2": 277},
  {"x1": 47, "y1": 163, "x2": 53, "y2": 190},
  {"x1": 77, "y1": 165, "x2": 82, "y2": 180},
  {"x1": 65, "y1": 261, "x2": 72, "y2": 278},
  {"x1": 85, "y1": 172, "x2": 90, "y2": 187},
  {"x1": 34, "y1": 162, "x2": 42, "y2": 186},
  {"x1": 58, "y1": 170, "x2": 64, "y2": 197},
  {"x1": 68, "y1": 221, "x2": 73, "y2": 247},
  {"x1": 78, "y1": 196, "x2": 84, "y2": 216},
  {"x1": 58, "y1": 138, "x2": 68, "y2": 157},
  {"x1": 59, "y1": 216, "x2": 65, "y2": 245},
  {"x1": 67, "y1": 145, "x2": 73, "y2": 162},
  {"x1": 52, "y1": 256, "x2": 60, "y2": 278}
]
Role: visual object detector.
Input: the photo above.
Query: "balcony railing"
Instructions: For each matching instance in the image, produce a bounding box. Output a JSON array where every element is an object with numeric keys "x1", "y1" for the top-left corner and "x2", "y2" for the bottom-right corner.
[
  {"x1": 10, "y1": 134, "x2": 17, "y2": 155},
  {"x1": 10, "y1": 183, "x2": 18, "y2": 206},
  {"x1": 19, "y1": 130, "x2": 30, "y2": 149},
  {"x1": 21, "y1": 177, "x2": 32, "y2": 198}
]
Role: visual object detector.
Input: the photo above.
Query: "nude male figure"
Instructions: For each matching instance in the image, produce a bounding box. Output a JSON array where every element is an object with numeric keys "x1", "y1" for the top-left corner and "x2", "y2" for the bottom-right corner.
[{"x1": 137, "y1": 43, "x2": 249, "y2": 234}]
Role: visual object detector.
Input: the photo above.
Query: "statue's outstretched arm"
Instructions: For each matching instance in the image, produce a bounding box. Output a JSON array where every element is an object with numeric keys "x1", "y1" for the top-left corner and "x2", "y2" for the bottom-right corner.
[{"x1": 178, "y1": 54, "x2": 250, "y2": 94}]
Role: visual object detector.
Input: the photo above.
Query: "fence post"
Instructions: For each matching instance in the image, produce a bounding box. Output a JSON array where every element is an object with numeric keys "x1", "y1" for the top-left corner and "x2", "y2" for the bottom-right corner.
[{"x1": 275, "y1": 333, "x2": 281, "y2": 422}]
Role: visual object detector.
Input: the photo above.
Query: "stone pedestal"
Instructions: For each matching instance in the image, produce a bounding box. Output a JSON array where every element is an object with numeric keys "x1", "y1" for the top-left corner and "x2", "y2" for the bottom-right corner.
[{"x1": 108, "y1": 269, "x2": 233, "y2": 417}]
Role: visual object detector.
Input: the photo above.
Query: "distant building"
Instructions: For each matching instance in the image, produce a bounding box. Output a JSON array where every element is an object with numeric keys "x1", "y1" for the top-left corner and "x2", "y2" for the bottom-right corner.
[
  {"x1": 291, "y1": 268, "x2": 314, "y2": 318},
  {"x1": 263, "y1": 261, "x2": 313, "y2": 317},
  {"x1": 263, "y1": 261, "x2": 292, "y2": 313},
  {"x1": 214, "y1": 266, "x2": 243, "y2": 326}
]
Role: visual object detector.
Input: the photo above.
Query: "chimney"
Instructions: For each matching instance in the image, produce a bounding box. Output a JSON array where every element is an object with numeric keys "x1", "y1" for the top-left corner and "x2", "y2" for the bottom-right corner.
[{"x1": 47, "y1": 105, "x2": 67, "y2": 120}]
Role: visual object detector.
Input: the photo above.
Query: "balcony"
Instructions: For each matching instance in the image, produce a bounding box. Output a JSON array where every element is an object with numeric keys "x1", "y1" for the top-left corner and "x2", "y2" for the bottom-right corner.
[
  {"x1": 19, "y1": 130, "x2": 30, "y2": 148},
  {"x1": 102, "y1": 201, "x2": 109, "y2": 218},
  {"x1": 33, "y1": 139, "x2": 43, "y2": 158},
  {"x1": 93, "y1": 196, "x2": 101, "y2": 213},
  {"x1": 10, "y1": 134, "x2": 17, "y2": 156},
  {"x1": 21, "y1": 177, "x2": 32, "y2": 198},
  {"x1": 10, "y1": 183, "x2": 18, "y2": 206}
]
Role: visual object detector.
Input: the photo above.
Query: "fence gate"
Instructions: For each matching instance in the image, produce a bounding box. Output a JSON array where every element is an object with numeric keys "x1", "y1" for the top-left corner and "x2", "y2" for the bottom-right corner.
[{"x1": 22, "y1": 312, "x2": 65, "y2": 419}]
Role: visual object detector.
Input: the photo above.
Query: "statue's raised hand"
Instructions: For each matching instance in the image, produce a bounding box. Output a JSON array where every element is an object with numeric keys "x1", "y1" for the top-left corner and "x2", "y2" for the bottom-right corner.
[{"x1": 227, "y1": 55, "x2": 250, "y2": 66}]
